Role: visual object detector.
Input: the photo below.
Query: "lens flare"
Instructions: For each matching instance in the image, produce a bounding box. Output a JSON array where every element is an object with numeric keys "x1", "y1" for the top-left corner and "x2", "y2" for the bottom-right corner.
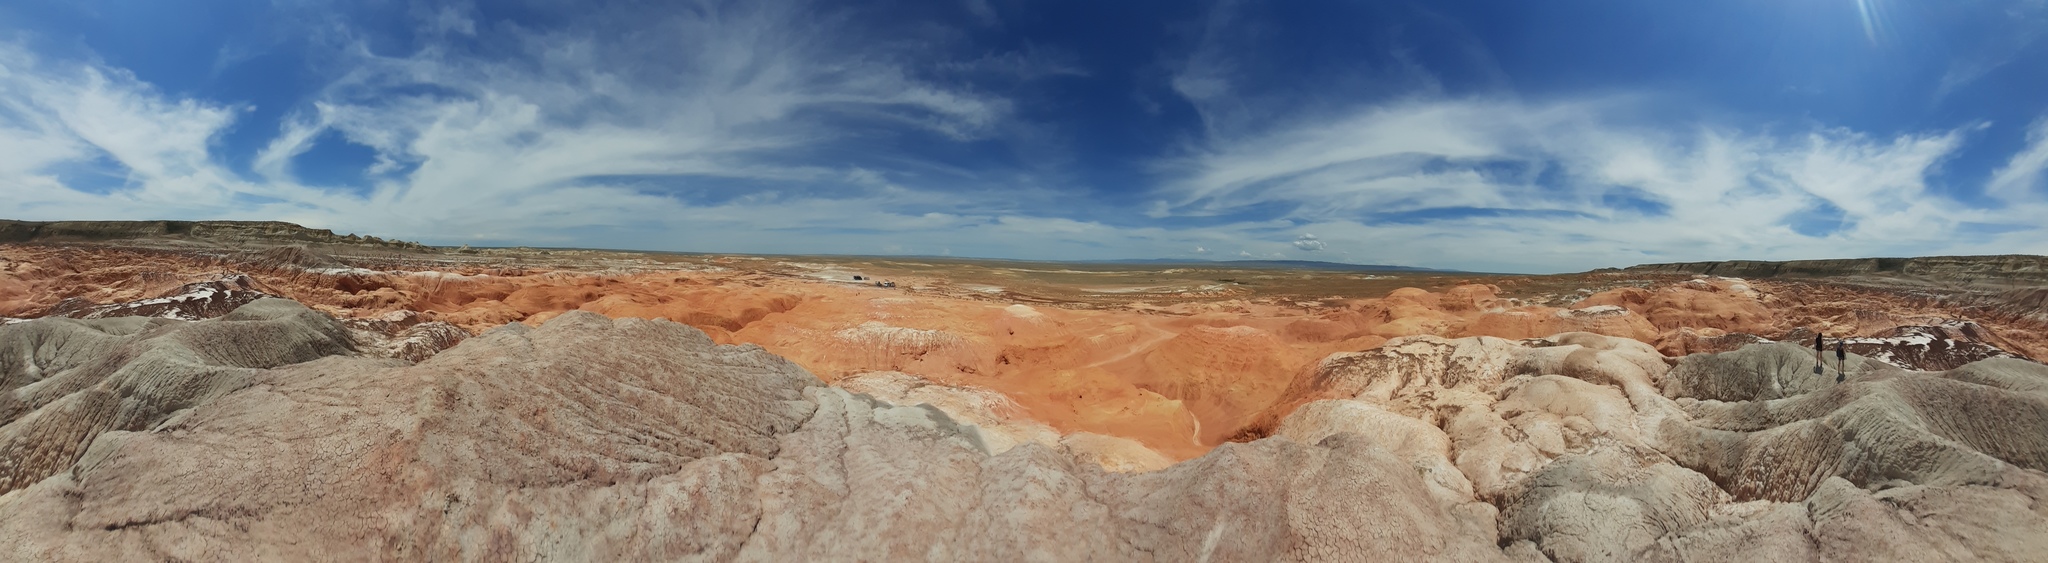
[{"x1": 1855, "y1": 0, "x2": 1886, "y2": 45}]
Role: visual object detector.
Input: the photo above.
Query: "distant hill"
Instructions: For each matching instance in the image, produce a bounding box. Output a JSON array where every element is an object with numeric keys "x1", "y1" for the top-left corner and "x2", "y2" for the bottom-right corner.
[
  {"x1": 1098, "y1": 258, "x2": 1457, "y2": 273},
  {"x1": 1606, "y1": 255, "x2": 2048, "y2": 282},
  {"x1": 0, "y1": 220, "x2": 424, "y2": 249}
]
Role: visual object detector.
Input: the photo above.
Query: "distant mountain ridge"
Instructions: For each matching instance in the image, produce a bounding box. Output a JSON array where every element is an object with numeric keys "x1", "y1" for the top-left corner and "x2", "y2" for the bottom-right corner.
[
  {"x1": 0, "y1": 220, "x2": 424, "y2": 249},
  {"x1": 1609, "y1": 255, "x2": 2048, "y2": 282}
]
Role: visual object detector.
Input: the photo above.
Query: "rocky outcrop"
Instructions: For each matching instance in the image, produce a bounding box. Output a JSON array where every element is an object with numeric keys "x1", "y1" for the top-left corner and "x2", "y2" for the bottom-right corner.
[
  {"x1": 14, "y1": 273, "x2": 469, "y2": 365},
  {"x1": 1840, "y1": 322, "x2": 2030, "y2": 371},
  {"x1": 1575, "y1": 277, "x2": 1775, "y2": 335},
  {"x1": 41, "y1": 274, "x2": 274, "y2": 321},
  {"x1": 1663, "y1": 357, "x2": 2048, "y2": 504},
  {"x1": 1660, "y1": 342, "x2": 1868, "y2": 402},
  {"x1": 0, "y1": 299, "x2": 357, "y2": 494},
  {"x1": 340, "y1": 310, "x2": 471, "y2": 363},
  {"x1": 1, "y1": 301, "x2": 2045, "y2": 561},
  {"x1": 0, "y1": 305, "x2": 1509, "y2": 561},
  {"x1": 1655, "y1": 327, "x2": 1772, "y2": 356},
  {"x1": 1658, "y1": 322, "x2": 2033, "y2": 376},
  {"x1": 1240, "y1": 332, "x2": 2048, "y2": 561}
]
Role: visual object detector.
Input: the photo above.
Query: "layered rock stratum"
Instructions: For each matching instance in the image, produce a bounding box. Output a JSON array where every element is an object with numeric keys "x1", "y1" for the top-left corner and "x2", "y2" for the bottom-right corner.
[{"x1": 3, "y1": 229, "x2": 2047, "y2": 560}]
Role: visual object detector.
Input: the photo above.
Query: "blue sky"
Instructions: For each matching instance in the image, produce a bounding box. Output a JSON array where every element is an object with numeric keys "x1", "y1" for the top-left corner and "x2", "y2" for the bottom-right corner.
[{"x1": 2, "y1": 0, "x2": 2045, "y2": 273}]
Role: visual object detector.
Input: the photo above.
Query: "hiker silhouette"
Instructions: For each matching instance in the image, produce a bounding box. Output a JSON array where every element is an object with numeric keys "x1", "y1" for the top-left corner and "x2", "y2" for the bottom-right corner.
[{"x1": 1814, "y1": 333, "x2": 1825, "y2": 375}]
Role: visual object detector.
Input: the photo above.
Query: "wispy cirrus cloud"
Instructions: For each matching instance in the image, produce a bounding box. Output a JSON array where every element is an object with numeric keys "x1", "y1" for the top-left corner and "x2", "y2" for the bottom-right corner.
[
  {"x1": 1933, "y1": 0, "x2": 2047, "y2": 101},
  {"x1": 0, "y1": 43, "x2": 299, "y2": 217},
  {"x1": 1988, "y1": 117, "x2": 2048, "y2": 203},
  {"x1": 1131, "y1": 0, "x2": 2048, "y2": 273},
  {"x1": 0, "y1": 0, "x2": 1191, "y2": 261},
  {"x1": 1146, "y1": 93, "x2": 2044, "y2": 272},
  {"x1": 2, "y1": 1, "x2": 1031, "y2": 246}
]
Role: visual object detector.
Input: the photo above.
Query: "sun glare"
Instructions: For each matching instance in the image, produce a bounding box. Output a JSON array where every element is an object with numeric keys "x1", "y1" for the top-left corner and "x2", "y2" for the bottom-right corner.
[{"x1": 1855, "y1": 0, "x2": 1886, "y2": 45}]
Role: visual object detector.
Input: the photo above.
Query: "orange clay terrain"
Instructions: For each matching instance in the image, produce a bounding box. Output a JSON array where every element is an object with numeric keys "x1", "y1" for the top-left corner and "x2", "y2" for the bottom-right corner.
[{"x1": 3, "y1": 239, "x2": 2044, "y2": 462}]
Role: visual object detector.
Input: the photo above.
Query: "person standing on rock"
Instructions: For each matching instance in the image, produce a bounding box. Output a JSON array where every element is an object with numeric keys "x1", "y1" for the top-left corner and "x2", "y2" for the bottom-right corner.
[{"x1": 1815, "y1": 333, "x2": 1826, "y2": 375}]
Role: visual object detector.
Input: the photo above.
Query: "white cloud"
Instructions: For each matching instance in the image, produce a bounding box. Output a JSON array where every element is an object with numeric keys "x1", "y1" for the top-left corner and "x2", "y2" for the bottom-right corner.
[
  {"x1": 0, "y1": 2, "x2": 1030, "y2": 244},
  {"x1": 1142, "y1": 92, "x2": 2042, "y2": 272},
  {"x1": 0, "y1": 43, "x2": 310, "y2": 218},
  {"x1": 1988, "y1": 117, "x2": 2048, "y2": 202},
  {"x1": 1291, "y1": 233, "x2": 1325, "y2": 251}
]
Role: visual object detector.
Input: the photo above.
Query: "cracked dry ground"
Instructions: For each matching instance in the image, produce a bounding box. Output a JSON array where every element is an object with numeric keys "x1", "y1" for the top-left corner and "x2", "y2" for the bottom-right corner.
[{"x1": 2, "y1": 245, "x2": 2047, "y2": 561}]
